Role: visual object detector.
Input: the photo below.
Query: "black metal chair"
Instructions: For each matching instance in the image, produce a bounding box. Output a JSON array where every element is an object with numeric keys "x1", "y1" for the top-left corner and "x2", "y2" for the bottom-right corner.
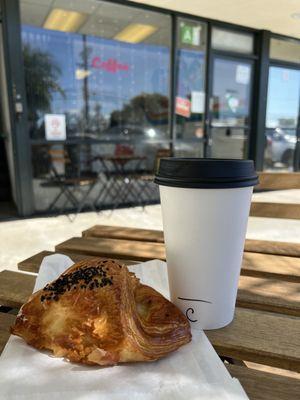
[{"x1": 40, "y1": 147, "x2": 98, "y2": 219}]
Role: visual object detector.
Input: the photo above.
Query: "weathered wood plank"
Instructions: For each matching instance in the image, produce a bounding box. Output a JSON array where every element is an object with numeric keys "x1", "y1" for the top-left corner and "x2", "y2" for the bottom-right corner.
[
  {"x1": 242, "y1": 252, "x2": 300, "y2": 282},
  {"x1": 257, "y1": 172, "x2": 300, "y2": 190},
  {"x1": 83, "y1": 225, "x2": 300, "y2": 257},
  {"x1": 244, "y1": 239, "x2": 300, "y2": 257},
  {"x1": 17, "y1": 249, "x2": 300, "y2": 284},
  {"x1": 0, "y1": 313, "x2": 15, "y2": 355},
  {"x1": 227, "y1": 364, "x2": 300, "y2": 400},
  {"x1": 237, "y1": 276, "x2": 300, "y2": 317},
  {"x1": 18, "y1": 251, "x2": 138, "y2": 273},
  {"x1": 0, "y1": 271, "x2": 35, "y2": 309},
  {"x1": 206, "y1": 308, "x2": 300, "y2": 372},
  {"x1": 56, "y1": 237, "x2": 166, "y2": 261},
  {"x1": 250, "y1": 202, "x2": 300, "y2": 219},
  {"x1": 82, "y1": 225, "x2": 164, "y2": 242}
]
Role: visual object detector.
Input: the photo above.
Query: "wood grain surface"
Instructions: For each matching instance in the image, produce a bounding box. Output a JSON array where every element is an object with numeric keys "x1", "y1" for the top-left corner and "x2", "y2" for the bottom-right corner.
[
  {"x1": 237, "y1": 275, "x2": 300, "y2": 317},
  {"x1": 56, "y1": 237, "x2": 166, "y2": 261},
  {"x1": 244, "y1": 239, "x2": 300, "y2": 257},
  {"x1": 17, "y1": 248, "x2": 300, "y2": 283},
  {"x1": 82, "y1": 225, "x2": 164, "y2": 243},
  {"x1": 242, "y1": 252, "x2": 300, "y2": 282},
  {"x1": 257, "y1": 172, "x2": 300, "y2": 190},
  {"x1": 227, "y1": 364, "x2": 300, "y2": 400},
  {"x1": 250, "y1": 202, "x2": 300, "y2": 219},
  {"x1": 0, "y1": 313, "x2": 16, "y2": 354},
  {"x1": 18, "y1": 251, "x2": 138, "y2": 273},
  {"x1": 82, "y1": 225, "x2": 300, "y2": 257}
]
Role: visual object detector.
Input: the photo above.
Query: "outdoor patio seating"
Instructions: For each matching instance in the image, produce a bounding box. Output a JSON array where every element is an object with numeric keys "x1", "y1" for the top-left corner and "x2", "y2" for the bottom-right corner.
[{"x1": 40, "y1": 148, "x2": 98, "y2": 217}]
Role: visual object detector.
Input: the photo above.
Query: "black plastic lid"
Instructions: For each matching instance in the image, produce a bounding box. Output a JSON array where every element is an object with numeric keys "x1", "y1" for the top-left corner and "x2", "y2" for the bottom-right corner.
[{"x1": 154, "y1": 158, "x2": 259, "y2": 189}]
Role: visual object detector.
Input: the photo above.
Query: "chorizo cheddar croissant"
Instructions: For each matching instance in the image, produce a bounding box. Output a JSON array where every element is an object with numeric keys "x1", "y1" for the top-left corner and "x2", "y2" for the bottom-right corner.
[{"x1": 11, "y1": 258, "x2": 191, "y2": 365}]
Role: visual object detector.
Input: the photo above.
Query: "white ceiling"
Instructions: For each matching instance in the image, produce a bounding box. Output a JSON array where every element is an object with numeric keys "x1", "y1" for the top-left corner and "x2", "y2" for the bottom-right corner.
[
  {"x1": 132, "y1": 0, "x2": 300, "y2": 39},
  {"x1": 20, "y1": 0, "x2": 171, "y2": 45}
]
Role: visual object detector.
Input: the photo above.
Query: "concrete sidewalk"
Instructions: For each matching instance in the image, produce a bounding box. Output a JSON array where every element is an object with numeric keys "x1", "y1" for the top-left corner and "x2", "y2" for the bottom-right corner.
[{"x1": 1, "y1": 193, "x2": 300, "y2": 272}]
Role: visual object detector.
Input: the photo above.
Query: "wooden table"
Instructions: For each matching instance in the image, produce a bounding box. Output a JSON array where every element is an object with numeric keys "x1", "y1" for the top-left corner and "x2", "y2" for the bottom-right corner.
[{"x1": 1, "y1": 225, "x2": 299, "y2": 399}]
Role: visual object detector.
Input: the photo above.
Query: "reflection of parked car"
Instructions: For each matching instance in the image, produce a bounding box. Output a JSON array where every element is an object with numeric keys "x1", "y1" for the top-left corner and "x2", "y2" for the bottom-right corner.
[{"x1": 265, "y1": 128, "x2": 296, "y2": 167}]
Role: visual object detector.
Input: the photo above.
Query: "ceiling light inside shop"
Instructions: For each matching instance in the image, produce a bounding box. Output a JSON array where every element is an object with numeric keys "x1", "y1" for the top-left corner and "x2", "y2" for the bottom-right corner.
[
  {"x1": 114, "y1": 24, "x2": 157, "y2": 43},
  {"x1": 291, "y1": 12, "x2": 300, "y2": 19},
  {"x1": 43, "y1": 8, "x2": 87, "y2": 32},
  {"x1": 75, "y1": 69, "x2": 91, "y2": 80}
]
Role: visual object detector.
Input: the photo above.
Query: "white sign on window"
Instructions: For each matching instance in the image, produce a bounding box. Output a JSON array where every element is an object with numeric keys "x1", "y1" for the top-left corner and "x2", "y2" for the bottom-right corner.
[
  {"x1": 235, "y1": 65, "x2": 250, "y2": 85},
  {"x1": 191, "y1": 91, "x2": 205, "y2": 113},
  {"x1": 45, "y1": 114, "x2": 66, "y2": 141}
]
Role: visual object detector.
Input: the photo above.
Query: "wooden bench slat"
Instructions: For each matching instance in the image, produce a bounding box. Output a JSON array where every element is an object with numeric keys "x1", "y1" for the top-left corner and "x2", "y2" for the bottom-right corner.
[
  {"x1": 244, "y1": 239, "x2": 300, "y2": 257},
  {"x1": 206, "y1": 308, "x2": 300, "y2": 372},
  {"x1": 1, "y1": 271, "x2": 299, "y2": 371},
  {"x1": 242, "y1": 252, "x2": 300, "y2": 282},
  {"x1": 237, "y1": 276, "x2": 300, "y2": 317},
  {"x1": 250, "y1": 202, "x2": 300, "y2": 219},
  {"x1": 3, "y1": 269, "x2": 299, "y2": 317},
  {"x1": 257, "y1": 172, "x2": 300, "y2": 190},
  {"x1": 83, "y1": 225, "x2": 300, "y2": 257},
  {"x1": 18, "y1": 251, "x2": 138, "y2": 273},
  {"x1": 227, "y1": 364, "x2": 300, "y2": 400},
  {"x1": 0, "y1": 271, "x2": 35, "y2": 309},
  {"x1": 18, "y1": 248, "x2": 300, "y2": 283},
  {"x1": 55, "y1": 237, "x2": 166, "y2": 261},
  {"x1": 0, "y1": 313, "x2": 16, "y2": 355},
  {"x1": 82, "y1": 225, "x2": 164, "y2": 242}
]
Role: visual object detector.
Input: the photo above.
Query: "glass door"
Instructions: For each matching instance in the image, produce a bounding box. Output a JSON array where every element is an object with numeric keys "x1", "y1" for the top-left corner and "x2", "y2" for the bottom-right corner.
[
  {"x1": 208, "y1": 55, "x2": 253, "y2": 159},
  {"x1": 264, "y1": 65, "x2": 300, "y2": 171}
]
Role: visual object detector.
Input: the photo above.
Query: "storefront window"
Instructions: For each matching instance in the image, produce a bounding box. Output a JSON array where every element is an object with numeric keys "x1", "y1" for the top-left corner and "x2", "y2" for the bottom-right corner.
[
  {"x1": 264, "y1": 66, "x2": 300, "y2": 170},
  {"x1": 20, "y1": 0, "x2": 171, "y2": 211},
  {"x1": 175, "y1": 18, "x2": 207, "y2": 148},
  {"x1": 270, "y1": 38, "x2": 300, "y2": 64},
  {"x1": 212, "y1": 28, "x2": 253, "y2": 54}
]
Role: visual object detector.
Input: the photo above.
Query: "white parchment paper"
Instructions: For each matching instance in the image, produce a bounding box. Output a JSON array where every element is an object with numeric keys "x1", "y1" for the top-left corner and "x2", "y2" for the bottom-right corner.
[{"x1": 0, "y1": 255, "x2": 248, "y2": 399}]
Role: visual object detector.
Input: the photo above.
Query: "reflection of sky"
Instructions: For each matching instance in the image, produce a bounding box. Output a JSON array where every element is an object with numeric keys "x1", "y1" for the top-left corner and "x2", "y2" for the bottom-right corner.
[
  {"x1": 266, "y1": 67, "x2": 300, "y2": 127},
  {"x1": 177, "y1": 49, "x2": 204, "y2": 98},
  {"x1": 21, "y1": 25, "x2": 170, "y2": 120}
]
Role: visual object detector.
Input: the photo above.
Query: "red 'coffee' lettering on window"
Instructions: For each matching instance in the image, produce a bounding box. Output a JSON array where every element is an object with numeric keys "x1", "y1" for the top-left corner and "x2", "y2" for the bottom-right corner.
[{"x1": 91, "y1": 57, "x2": 129, "y2": 73}]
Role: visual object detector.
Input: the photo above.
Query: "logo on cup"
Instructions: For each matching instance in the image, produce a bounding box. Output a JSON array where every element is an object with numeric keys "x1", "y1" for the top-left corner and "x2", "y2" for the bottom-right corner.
[{"x1": 178, "y1": 297, "x2": 212, "y2": 323}]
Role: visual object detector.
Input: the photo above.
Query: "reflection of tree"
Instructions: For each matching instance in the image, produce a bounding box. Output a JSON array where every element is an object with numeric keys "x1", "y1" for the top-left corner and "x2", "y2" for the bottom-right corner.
[
  {"x1": 110, "y1": 93, "x2": 168, "y2": 127},
  {"x1": 23, "y1": 44, "x2": 65, "y2": 137}
]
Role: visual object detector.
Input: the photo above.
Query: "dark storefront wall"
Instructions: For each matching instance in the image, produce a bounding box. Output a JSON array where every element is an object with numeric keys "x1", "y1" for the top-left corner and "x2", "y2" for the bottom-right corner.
[{"x1": 1, "y1": 0, "x2": 300, "y2": 215}]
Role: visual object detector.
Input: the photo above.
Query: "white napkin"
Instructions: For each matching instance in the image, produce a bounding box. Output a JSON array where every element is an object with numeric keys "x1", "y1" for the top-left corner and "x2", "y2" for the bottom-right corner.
[{"x1": 0, "y1": 255, "x2": 248, "y2": 399}]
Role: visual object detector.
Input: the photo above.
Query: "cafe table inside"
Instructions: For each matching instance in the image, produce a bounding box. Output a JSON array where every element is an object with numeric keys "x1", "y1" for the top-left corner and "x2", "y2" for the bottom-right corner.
[{"x1": 0, "y1": 224, "x2": 299, "y2": 399}]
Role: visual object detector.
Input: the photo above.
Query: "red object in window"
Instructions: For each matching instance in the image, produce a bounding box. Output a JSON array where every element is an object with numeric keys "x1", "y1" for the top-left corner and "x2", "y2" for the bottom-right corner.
[{"x1": 114, "y1": 144, "x2": 134, "y2": 156}]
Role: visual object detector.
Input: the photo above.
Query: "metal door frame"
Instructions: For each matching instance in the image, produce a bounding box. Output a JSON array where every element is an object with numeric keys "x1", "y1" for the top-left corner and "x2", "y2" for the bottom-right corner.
[{"x1": 1, "y1": 0, "x2": 34, "y2": 216}]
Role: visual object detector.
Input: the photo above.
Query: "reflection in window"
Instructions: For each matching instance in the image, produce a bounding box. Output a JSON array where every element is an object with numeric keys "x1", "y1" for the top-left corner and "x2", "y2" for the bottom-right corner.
[
  {"x1": 175, "y1": 18, "x2": 206, "y2": 141},
  {"x1": 210, "y1": 128, "x2": 247, "y2": 159},
  {"x1": 264, "y1": 66, "x2": 300, "y2": 171},
  {"x1": 20, "y1": 0, "x2": 171, "y2": 211},
  {"x1": 21, "y1": 1, "x2": 171, "y2": 143},
  {"x1": 211, "y1": 58, "x2": 252, "y2": 127}
]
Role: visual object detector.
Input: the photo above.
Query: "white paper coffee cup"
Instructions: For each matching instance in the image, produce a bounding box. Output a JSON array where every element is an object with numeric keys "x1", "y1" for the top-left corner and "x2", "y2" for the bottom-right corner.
[{"x1": 155, "y1": 158, "x2": 258, "y2": 330}]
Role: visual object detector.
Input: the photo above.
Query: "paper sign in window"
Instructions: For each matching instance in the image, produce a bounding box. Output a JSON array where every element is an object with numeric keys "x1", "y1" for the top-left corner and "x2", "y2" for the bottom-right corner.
[
  {"x1": 191, "y1": 91, "x2": 205, "y2": 113},
  {"x1": 235, "y1": 65, "x2": 250, "y2": 85},
  {"x1": 45, "y1": 114, "x2": 66, "y2": 141}
]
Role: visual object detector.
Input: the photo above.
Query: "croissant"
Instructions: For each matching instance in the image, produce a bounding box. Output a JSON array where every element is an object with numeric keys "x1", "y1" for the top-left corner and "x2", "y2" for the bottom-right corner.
[{"x1": 11, "y1": 258, "x2": 191, "y2": 365}]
